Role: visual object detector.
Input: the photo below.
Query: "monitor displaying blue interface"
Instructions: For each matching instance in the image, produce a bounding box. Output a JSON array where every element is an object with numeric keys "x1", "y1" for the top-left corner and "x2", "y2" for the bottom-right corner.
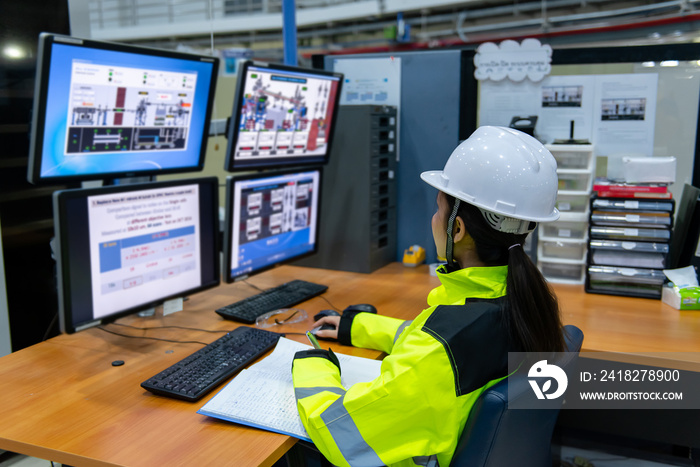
[
  {"x1": 28, "y1": 33, "x2": 219, "y2": 184},
  {"x1": 225, "y1": 61, "x2": 342, "y2": 171},
  {"x1": 53, "y1": 177, "x2": 220, "y2": 333},
  {"x1": 224, "y1": 168, "x2": 321, "y2": 282}
]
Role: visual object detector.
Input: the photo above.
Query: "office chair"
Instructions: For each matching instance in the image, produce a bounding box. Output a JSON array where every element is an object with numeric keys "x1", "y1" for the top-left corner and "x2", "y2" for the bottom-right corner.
[{"x1": 450, "y1": 325, "x2": 584, "y2": 467}]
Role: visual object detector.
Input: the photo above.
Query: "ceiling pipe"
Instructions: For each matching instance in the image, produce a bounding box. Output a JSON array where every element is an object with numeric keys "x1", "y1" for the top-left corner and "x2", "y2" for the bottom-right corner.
[{"x1": 309, "y1": 12, "x2": 700, "y2": 57}]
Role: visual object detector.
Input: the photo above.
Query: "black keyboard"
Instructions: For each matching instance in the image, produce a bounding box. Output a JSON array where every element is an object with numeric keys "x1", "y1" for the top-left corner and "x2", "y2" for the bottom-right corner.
[
  {"x1": 141, "y1": 326, "x2": 282, "y2": 402},
  {"x1": 215, "y1": 279, "x2": 328, "y2": 324}
]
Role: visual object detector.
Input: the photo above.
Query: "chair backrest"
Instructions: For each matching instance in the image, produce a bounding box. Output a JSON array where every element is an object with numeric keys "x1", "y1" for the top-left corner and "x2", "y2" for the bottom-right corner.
[{"x1": 450, "y1": 325, "x2": 584, "y2": 467}]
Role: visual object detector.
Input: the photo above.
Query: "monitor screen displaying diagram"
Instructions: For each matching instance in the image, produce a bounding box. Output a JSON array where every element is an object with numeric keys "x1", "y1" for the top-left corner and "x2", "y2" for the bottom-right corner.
[
  {"x1": 28, "y1": 34, "x2": 218, "y2": 183},
  {"x1": 66, "y1": 62, "x2": 197, "y2": 154},
  {"x1": 224, "y1": 169, "x2": 321, "y2": 281},
  {"x1": 225, "y1": 61, "x2": 342, "y2": 171}
]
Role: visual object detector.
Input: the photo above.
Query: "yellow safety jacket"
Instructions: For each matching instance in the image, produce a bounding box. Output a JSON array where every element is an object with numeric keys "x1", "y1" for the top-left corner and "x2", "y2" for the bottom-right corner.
[{"x1": 292, "y1": 265, "x2": 514, "y2": 467}]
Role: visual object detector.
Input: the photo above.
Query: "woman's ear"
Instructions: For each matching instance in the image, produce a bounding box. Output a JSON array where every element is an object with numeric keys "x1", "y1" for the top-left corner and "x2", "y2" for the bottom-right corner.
[{"x1": 453, "y1": 216, "x2": 466, "y2": 243}]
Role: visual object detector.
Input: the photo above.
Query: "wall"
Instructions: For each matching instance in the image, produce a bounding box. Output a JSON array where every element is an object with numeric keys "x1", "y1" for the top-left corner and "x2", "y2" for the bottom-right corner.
[{"x1": 324, "y1": 50, "x2": 463, "y2": 265}]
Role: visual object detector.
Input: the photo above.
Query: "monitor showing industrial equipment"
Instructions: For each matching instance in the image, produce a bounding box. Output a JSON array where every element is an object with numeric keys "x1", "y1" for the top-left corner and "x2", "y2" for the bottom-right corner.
[
  {"x1": 28, "y1": 33, "x2": 219, "y2": 184},
  {"x1": 225, "y1": 61, "x2": 342, "y2": 171},
  {"x1": 223, "y1": 168, "x2": 321, "y2": 282}
]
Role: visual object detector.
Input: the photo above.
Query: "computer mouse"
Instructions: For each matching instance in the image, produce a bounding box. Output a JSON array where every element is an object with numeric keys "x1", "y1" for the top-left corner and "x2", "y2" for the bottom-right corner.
[
  {"x1": 343, "y1": 304, "x2": 377, "y2": 314},
  {"x1": 314, "y1": 309, "x2": 340, "y2": 321},
  {"x1": 310, "y1": 323, "x2": 337, "y2": 334}
]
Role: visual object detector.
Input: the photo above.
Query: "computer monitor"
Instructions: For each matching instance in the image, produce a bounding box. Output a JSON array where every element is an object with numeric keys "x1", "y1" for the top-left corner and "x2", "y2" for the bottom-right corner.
[
  {"x1": 223, "y1": 168, "x2": 321, "y2": 282},
  {"x1": 224, "y1": 61, "x2": 342, "y2": 172},
  {"x1": 53, "y1": 177, "x2": 220, "y2": 333},
  {"x1": 670, "y1": 183, "x2": 700, "y2": 269},
  {"x1": 28, "y1": 33, "x2": 219, "y2": 184}
]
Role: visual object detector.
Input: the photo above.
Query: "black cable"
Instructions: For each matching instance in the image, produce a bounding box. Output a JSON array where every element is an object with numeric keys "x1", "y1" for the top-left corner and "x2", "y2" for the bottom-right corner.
[
  {"x1": 96, "y1": 326, "x2": 209, "y2": 345},
  {"x1": 243, "y1": 279, "x2": 266, "y2": 292},
  {"x1": 111, "y1": 322, "x2": 230, "y2": 333},
  {"x1": 315, "y1": 294, "x2": 342, "y2": 312}
]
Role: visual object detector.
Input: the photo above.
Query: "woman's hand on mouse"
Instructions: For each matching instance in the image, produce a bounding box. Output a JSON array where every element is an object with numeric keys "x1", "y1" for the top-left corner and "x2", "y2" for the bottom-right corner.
[{"x1": 313, "y1": 316, "x2": 340, "y2": 340}]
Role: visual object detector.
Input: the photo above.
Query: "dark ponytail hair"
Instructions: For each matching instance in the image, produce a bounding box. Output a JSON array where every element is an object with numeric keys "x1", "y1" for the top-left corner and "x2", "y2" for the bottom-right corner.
[{"x1": 444, "y1": 194, "x2": 566, "y2": 353}]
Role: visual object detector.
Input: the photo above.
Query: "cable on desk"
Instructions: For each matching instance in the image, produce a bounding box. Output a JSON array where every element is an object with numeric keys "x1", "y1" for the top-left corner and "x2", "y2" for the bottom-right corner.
[
  {"x1": 243, "y1": 279, "x2": 266, "y2": 292},
  {"x1": 97, "y1": 326, "x2": 209, "y2": 345},
  {"x1": 315, "y1": 294, "x2": 342, "y2": 312},
  {"x1": 111, "y1": 322, "x2": 231, "y2": 333}
]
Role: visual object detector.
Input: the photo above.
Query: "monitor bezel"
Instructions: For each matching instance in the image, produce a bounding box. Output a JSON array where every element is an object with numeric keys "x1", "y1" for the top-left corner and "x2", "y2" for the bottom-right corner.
[
  {"x1": 223, "y1": 167, "x2": 323, "y2": 283},
  {"x1": 28, "y1": 33, "x2": 220, "y2": 185},
  {"x1": 224, "y1": 60, "x2": 343, "y2": 172},
  {"x1": 53, "y1": 177, "x2": 221, "y2": 333}
]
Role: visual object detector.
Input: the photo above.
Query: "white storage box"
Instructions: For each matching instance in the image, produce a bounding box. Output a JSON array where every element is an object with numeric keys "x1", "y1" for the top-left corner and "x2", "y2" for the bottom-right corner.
[
  {"x1": 538, "y1": 239, "x2": 587, "y2": 262},
  {"x1": 622, "y1": 156, "x2": 676, "y2": 184},
  {"x1": 540, "y1": 215, "x2": 589, "y2": 241},
  {"x1": 546, "y1": 144, "x2": 595, "y2": 170},
  {"x1": 555, "y1": 192, "x2": 591, "y2": 215},
  {"x1": 538, "y1": 258, "x2": 586, "y2": 284},
  {"x1": 557, "y1": 169, "x2": 593, "y2": 193}
]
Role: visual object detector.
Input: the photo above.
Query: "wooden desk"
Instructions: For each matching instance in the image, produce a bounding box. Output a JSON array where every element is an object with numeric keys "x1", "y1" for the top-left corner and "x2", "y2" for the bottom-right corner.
[{"x1": 0, "y1": 263, "x2": 698, "y2": 466}]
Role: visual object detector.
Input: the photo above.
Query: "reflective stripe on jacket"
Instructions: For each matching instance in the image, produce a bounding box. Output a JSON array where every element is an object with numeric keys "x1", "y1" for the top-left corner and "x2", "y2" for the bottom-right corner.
[{"x1": 292, "y1": 265, "x2": 513, "y2": 467}]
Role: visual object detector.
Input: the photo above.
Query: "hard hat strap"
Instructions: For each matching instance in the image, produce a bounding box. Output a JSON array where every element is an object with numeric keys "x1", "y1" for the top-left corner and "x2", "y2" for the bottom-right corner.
[{"x1": 446, "y1": 198, "x2": 461, "y2": 268}]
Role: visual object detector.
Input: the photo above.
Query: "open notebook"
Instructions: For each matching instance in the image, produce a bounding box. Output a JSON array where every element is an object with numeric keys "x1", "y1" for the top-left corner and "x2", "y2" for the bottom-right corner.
[{"x1": 198, "y1": 337, "x2": 383, "y2": 441}]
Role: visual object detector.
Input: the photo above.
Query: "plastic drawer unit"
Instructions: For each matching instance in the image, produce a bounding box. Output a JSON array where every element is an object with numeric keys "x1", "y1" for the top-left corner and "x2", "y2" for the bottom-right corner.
[
  {"x1": 587, "y1": 266, "x2": 666, "y2": 299},
  {"x1": 589, "y1": 239, "x2": 669, "y2": 269},
  {"x1": 556, "y1": 193, "x2": 591, "y2": 216},
  {"x1": 539, "y1": 239, "x2": 588, "y2": 262},
  {"x1": 557, "y1": 170, "x2": 594, "y2": 194},
  {"x1": 538, "y1": 144, "x2": 595, "y2": 283},
  {"x1": 541, "y1": 215, "x2": 590, "y2": 241},
  {"x1": 589, "y1": 226, "x2": 671, "y2": 242},
  {"x1": 591, "y1": 198, "x2": 674, "y2": 213},
  {"x1": 538, "y1": 258, "x2": 586, "y2": 284},
  {"x1": 546, "y1": 144, "x2": 594, "y2": 171},
  {"x1": 590, "y1": 210, "x2": 671, "y2": 228},
  {"x1": 585, "y1": 196, "x2": 673, "y2": 299}
]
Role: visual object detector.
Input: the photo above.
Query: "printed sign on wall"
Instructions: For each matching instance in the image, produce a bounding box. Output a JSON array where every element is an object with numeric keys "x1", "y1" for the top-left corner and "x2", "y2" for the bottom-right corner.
[{"x1": 474, "y1": 38, "x2": 552, "y2": 82}]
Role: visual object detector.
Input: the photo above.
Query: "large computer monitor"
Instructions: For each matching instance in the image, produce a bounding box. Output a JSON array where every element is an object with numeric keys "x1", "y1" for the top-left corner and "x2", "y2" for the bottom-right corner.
[
  {"x1": 223, "y1": 168, "x2": 321, "y2": 282},
  {"x1": 224, "y1": 61, "x2": 342, "y2": 172},
  {"x1": 28, "y1": 33, "x2": 219, "y2": 184},
  {"x1": 53, "y1": 177, "x2": 220, "y2": 333}
]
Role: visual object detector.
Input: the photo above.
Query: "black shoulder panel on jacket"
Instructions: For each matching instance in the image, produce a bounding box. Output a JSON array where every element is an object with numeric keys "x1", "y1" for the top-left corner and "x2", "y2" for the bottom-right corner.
[{"x1": 422, "y1": 299, "x2": 511, "y2": 397}]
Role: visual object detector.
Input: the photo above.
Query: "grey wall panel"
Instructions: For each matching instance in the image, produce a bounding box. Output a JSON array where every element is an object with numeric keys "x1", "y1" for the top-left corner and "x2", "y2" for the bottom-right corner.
[
  {"x1": 0, "y1": 216, "x2": 11, "y2": 356},
  {"x1": 326, "y1": 50, "x2": 462, "y2": 265}
]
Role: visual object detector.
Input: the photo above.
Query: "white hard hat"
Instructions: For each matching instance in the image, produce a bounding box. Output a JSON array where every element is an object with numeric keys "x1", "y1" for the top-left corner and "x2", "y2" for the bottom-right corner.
[{"x1": 421, "y1": 126, "x2": 559, "y2": 232}]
